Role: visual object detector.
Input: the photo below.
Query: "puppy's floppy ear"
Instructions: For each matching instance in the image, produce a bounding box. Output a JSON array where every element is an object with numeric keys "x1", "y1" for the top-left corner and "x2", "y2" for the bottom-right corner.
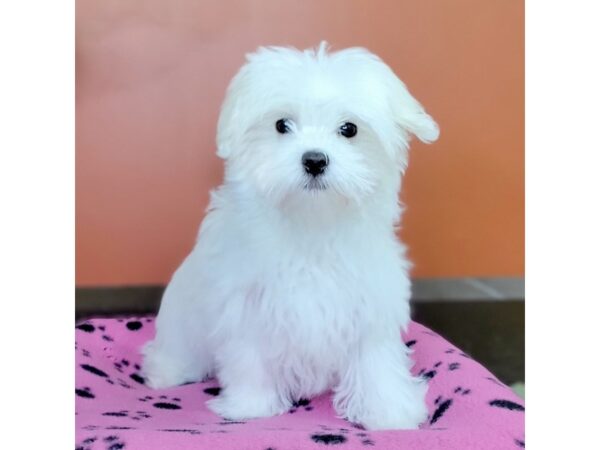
[
  {"x1": 216, "y1": 54, "x2": 257, "y2": 160},
  {"x1": 343, "y1": 47, "x2": 439, "y2": 149},
  {"x1": 217, "y1": 45, "x2": 290, "y2": 159},
  {"x1": 216, "y1": 75, "x2": 243, "y2": 160},
  {"x1": 390, "y1": 78, "x2": 440, "y2": 145}
]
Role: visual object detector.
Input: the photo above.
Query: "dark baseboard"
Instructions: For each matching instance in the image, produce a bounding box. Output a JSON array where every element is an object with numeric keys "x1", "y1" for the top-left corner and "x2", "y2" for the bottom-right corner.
[
  {"x1": 76, "y1": 285, "x2": 165, "y2": 319},
  {"x1": 76, "y1": 279, "x2": 524, "y2": 385}
]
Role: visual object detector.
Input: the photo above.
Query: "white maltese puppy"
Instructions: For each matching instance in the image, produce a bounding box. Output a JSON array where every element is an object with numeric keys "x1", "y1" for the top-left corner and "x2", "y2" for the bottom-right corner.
[{"x1": 142, "y1": 42, "x2": 439, "y2": 430}]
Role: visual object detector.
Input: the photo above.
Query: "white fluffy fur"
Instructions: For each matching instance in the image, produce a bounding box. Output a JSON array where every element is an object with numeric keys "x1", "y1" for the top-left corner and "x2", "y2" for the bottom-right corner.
[{"x1": 142, "y1": 42, "x2": 439, "y2": 430}]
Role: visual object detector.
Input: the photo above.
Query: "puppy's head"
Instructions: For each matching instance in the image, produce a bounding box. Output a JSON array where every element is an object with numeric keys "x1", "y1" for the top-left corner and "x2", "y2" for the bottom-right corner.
[{"x1": 216, "y1": 42, "x2": 438, "y2": 207}]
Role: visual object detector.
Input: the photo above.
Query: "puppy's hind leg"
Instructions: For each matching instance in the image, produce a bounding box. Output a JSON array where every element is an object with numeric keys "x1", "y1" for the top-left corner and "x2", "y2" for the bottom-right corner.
[
  {"x1": 141, "y1": 255, "x2": 214, "y2": 389},
  {"x1": 142, "y1": 332, "x2": 213, "y2": 389}
]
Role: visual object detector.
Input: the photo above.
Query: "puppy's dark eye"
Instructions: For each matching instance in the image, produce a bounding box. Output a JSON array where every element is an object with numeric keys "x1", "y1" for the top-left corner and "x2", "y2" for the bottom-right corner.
[
  {"x1": 339, "y1": 122, "x2": 357, "y2": 138},
  {"x1": 275, "y1": 119, "x2": 291, "y2": 134}
]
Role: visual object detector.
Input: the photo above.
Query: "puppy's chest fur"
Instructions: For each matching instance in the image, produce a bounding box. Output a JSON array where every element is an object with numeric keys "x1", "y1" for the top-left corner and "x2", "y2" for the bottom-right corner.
[
  {"x1": 211, "y1": 219, "x2": 408, "y2": 388},
  {"x1": 246, "y1": 249, "x2": 379, "y2": 397}
]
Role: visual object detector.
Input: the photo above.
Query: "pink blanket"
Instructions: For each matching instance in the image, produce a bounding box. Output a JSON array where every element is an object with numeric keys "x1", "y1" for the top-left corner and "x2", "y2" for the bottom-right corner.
[{"x1": 76, "y1": 317, "x2": 524, "y2": 449}]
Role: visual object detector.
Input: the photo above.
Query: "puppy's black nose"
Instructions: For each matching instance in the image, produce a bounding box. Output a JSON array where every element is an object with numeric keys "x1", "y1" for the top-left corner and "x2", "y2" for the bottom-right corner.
[{"x1": 302, "y1": 151, "x2": 328, "y2": 176}]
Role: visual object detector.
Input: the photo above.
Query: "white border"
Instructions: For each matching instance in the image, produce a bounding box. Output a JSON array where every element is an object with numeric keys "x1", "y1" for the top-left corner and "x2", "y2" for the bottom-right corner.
[
  {"x1": 0, "y1": 1, "x2": 74, "y2": 447},
  {"x1": 527, "y1": 0, "x2": 600, "y2": 448}
]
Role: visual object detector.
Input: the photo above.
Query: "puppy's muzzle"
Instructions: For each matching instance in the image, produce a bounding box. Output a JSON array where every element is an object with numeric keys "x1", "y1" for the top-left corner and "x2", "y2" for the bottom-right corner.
[{"x1": 302, "y1": 151, "x2": 328, "y2": 177}]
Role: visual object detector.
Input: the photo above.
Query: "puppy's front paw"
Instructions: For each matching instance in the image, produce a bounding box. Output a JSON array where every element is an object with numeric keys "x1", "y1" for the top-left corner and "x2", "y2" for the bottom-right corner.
[
  {"x1": 207, "y1": 388, "x2": 289, "y2": 420},
  {"x1": 337, "y1": 377, "x2": 428, "y2": 430},
  {"x1": 359, "y1": 400, "x2": 428, "y2": 430},
  {"x1": 362, "y1": 380, "x2": 428, "y2": 430}
]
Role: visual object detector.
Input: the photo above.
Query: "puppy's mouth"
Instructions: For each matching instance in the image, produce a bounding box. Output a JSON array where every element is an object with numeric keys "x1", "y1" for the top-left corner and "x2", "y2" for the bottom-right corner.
[{"x1": 303, "y1": 177, "x2": 327, "y2": 191}]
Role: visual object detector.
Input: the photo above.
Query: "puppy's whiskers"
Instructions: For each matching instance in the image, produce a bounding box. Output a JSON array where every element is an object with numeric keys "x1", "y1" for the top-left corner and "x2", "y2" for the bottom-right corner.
[{"x1": 303, "y1": 176, "x2": 328, "y2": 191}]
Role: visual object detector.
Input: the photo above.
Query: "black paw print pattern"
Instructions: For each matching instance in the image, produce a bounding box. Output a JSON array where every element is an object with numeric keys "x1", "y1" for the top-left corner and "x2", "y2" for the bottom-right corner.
[
  {"x1": 138, "y1": 394, "x2": 182, "y2": 410},
  {"x1": 217, "y1": 419, "x2": 247, "y2": 426},
  {"x1": 157, "y1": 428, "x2": 202, "y2": 435},
  {"x1": 125, "y1": 320, "x2": 143, "y2": 331},
  {"x1": 311, "y1": 433, "x2": 347, "y2": 445},
  {"x1": 409, "y1": 338, "x2": 469, "y2": 382},
  {"x1": 453, "y1": 386, "x2": 471, "y2": 396},
  {"x1": 76, "y1": 386, "x2": 95, "y2": 399},
  {"x1": 418, "y1": 357, "x2": 465, "y2": 382},
  {"x1": 430, "y1": 396, "x2": 453, "y2": 425},
  {"x1": 112, "y1": 358, "x2": 133, "y2": 375},
  {"x1": 427, "y1": 386, "x2": 475, "y2": 427},
  {"x1": 80, "y1": 363, "x2": 109, "y2": 378},
  {"x1": 103, "y1": 435, "x2": 126, "y2": 450},
  {"x1": 489, "y1": 399, "x2": 525, "y2": 412},
  {"x1": 309, "y1": 424, "x2": 375, "y2": 446},
  {"x1": 79, "y1": 360, "x2": 143, "y2": 390},
  {"x1": 448, "y1": 362, "x2": 461, "y2": 371},
  {"x1": 102, "y1": 409, "x2": 152, "y2": 421},
  {"x1": 417, "y1": 366, "x2": 437, "y2": 380},
  {"x1": 76, "y1": 435, "x2": 126, "y2": 450},
  {"x1": 289, "y1": 398, "x2": 313, "y2": 413},
  {"x1": 203, "y1": 387, "x2": 221, "y2": 396},
  {"x1": 426, "y1": 384, "x2": 522, "y2": 439},
  {"x1": 128, "y1": 364, "x2": 145, "y2": 385},
  {"x1": 75, "y1": 435, "x2": 97, "y2": 450},
  {"x1": 77, "y1": 320, "x2": 116, "y2": 343},
  {"x1": 404, "y1": 339, "x2": 417, "y2": 348},
  {"x1": 76, "y1": 323, "x2": 95, "y2": 333}
]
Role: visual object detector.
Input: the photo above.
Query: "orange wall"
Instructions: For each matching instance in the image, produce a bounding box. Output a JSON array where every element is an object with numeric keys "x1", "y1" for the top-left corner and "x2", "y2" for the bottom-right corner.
[{"x1": 76, "y1": 0, "x2": 524, "y2": 286}]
